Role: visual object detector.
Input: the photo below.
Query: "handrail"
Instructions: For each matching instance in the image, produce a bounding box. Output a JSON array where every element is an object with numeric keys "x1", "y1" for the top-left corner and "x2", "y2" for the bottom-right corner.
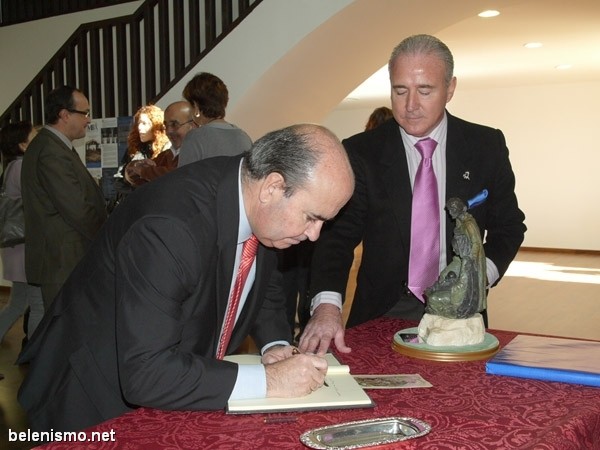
[
  {"x1": 0, "y1": 0, "x2": 262, "y2": 127},
  {"x1": 0, "y1": 0, "x2": 138, "y2": 26}
]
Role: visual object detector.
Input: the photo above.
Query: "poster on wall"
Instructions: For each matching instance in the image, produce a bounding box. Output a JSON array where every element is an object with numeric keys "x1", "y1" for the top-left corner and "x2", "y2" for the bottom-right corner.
[{"x1": 72, "y1": 116, "x2": 133, "y2": 203}]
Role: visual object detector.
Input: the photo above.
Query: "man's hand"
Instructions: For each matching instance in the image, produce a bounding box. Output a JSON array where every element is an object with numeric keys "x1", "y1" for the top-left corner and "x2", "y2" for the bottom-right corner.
[
  {"x1": 265, "y1": 353, "x2": 327, "y2": 398},
  {"x1": 298, "y1": 303, "x2": 350, "y2": 355},
  {"x1": 261, "y1": 345, "x2": 296, "y2": 364}
]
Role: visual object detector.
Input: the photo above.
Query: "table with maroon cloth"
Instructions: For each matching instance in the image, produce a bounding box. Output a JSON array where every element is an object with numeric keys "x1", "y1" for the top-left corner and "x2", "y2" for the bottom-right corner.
[{"x1": 40, "y1": 317, "x2": 600, "y2": 449}]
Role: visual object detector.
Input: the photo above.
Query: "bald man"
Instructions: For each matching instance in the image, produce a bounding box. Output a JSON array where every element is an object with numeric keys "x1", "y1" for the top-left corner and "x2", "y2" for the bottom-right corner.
[{"x1": 18, "y1": 124, "x2": 355, "y2": 434}]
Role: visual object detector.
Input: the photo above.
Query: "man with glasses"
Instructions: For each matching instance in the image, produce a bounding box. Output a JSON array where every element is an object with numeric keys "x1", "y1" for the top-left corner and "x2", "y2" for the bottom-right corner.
[
  {"x1": 21, "y1": 85, "x2": 107, "y2": 308},
  {"x1": 124, "y1": 101, "x2": 196, "y2": 184}
]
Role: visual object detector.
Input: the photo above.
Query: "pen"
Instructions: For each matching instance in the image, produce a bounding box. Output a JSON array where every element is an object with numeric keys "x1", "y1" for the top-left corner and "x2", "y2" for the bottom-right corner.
[
  {"x1": 291, "y1": 346, "x2": 329, "y2": 387},
  {"x1": 264, "y1": 416, "x2": 298, "y2": 424},
  {"x1": 467, "y1": 189, "x2": 488, "y2": 209}
]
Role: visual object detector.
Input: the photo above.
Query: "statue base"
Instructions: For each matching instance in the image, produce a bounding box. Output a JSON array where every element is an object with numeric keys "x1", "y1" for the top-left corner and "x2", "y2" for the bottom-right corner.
[{"x1": 417, "y1": 313, "x2": 485, "y2": 346}]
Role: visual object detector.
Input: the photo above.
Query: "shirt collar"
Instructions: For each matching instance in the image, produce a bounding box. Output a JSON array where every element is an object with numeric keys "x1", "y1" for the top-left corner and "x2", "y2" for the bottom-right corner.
[
  {"x1": 45, "y1": 125, "x2": 74, "y2": 149},
  {"x1": 237, "y1": 159, "x2": 252, "y2": 244}
]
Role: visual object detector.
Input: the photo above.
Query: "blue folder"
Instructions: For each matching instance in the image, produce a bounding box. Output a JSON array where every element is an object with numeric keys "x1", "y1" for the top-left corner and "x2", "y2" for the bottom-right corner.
[{"x1": 485, "y1": 334, "x2": 600, "y2": 387}]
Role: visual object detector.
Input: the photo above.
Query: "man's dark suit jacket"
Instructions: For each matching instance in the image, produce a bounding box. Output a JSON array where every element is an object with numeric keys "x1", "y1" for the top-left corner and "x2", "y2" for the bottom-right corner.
[
  {"x1": 21, "y1": 127, "x2": 107, "y2": 287},
  {"x1": 18, "y1": 155, "x2": 292, "y2": 432},
  {"x1": 309, "y1": 113, "x2": 526, "y2": 328}
]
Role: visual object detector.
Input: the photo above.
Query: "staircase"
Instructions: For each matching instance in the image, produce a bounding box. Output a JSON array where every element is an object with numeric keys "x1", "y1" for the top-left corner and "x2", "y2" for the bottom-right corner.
[{"x1": 0, "y1": 0, "x2": 262, "y2": 127}]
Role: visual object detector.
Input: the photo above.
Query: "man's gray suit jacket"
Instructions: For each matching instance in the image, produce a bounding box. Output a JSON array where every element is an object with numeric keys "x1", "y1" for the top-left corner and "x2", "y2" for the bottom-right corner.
[{"x1": 21, "y1": 127, "x2": 107, "y2": 286}]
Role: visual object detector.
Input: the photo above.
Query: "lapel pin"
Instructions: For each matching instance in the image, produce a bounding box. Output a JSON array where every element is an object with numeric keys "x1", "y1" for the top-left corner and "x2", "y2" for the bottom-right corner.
[{"x1": 462, "y1": 171, "x2": 470, "y2": 180}]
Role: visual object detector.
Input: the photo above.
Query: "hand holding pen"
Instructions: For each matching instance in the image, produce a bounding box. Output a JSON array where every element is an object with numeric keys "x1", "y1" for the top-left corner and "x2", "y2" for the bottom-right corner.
[
  {"x1": 292, "y1": 346, "x2": 329, "y2": 387},
  {"x1": 263, "y1": 348, "x2": 328, "y2": 398}
]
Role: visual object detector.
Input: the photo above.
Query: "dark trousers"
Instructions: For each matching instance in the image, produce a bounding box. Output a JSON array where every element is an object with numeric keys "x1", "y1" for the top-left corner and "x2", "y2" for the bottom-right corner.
[{"x1": 41, "y1": 283, "x2": 62, "y2": 309}]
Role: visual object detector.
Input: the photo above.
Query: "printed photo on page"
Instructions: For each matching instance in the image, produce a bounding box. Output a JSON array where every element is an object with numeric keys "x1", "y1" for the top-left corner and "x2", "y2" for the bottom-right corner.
[{"x1": 353, "y1": 374, "x2": 432, "y2": 389}]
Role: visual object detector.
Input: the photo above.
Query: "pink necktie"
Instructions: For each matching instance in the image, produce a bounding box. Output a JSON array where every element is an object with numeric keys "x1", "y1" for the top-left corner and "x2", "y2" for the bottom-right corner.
[
  {"x1": 408, "y1": 138, "x2": 440, "y2": 302},
  {"x1": 216, "y1": 235, "x2": 259, "y2": 359}
]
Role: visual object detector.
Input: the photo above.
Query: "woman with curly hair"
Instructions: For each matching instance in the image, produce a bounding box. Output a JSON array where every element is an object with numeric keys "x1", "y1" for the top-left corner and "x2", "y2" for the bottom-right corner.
[
  {"x1": 126, "y1": 104, "x2": 170, "y2": 161},
  {"x1": 114, "y1": 105, "x2": 171, "y2": 198}
]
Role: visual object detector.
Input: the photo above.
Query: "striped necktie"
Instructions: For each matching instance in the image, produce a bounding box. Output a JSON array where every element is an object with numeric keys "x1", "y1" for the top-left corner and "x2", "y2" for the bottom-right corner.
[{"x1": 216, "y1": 235, "x2": 259, "y2": 359}]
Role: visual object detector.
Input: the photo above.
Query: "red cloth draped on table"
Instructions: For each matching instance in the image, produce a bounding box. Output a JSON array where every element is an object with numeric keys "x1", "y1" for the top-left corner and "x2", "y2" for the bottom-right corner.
[{"x1": 39, "y1": 317, "x2": 600, "y2": 450}]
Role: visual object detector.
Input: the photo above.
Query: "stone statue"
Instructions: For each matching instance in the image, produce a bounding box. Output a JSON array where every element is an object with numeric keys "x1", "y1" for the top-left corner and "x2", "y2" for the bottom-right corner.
[
  {"x1": 424, "y1": 197, "x2": 487, "y2": 318},
  {"x1": 418, "y1": 197, "x2": 487, "y2": 346}
]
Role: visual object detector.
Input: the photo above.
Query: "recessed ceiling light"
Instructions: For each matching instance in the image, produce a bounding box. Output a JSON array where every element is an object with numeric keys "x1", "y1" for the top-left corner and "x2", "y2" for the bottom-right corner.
[
  {"x1": 555, "y1": 64, "x2": 572, "y2": 70},
  {"x1": 524, "y1": 42, "x2": 543, "y2": 49},
  {"x1": 478, "y1": 10, "x2": 500, "y2": 18}
]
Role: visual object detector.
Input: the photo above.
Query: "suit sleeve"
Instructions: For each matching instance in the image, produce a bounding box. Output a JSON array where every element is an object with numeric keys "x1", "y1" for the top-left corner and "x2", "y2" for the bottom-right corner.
[
  {"x1": 308, "y1": 140, "x2": 367, "y2": 301},
  {"x1": 114, "y1": 216, "x2": 238, "y2": 410},
  {"x1": 482, "y1": 130, "x2": 526, "y2": 283},
  {"x1": 37, "y1": 147, "x2": 106, "y2": 240},
  {"x1": 249, "y1": 265, "x2": 294, "y2": 349}
]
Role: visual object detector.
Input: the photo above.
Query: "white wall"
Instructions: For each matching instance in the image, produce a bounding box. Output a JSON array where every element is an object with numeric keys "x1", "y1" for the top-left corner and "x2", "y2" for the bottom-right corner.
[
  {"x1": 1, "y1": 0, "x2": 598, "y2": 289},
  {"x1": 323, "y1": 79, "x2": 600, "y2": 251},
  {"x1": 0, "y1": 2, "x2": 143, "y2": 113}
]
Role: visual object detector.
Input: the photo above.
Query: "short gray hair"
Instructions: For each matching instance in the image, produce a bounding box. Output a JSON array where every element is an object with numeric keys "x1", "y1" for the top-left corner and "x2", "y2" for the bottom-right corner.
[
  {"x1": 242, "y1": 124, "x2": 337, "y2": 197},
  {"x1": 388, "y1": 34, "x2": 454, "y2": 86}
]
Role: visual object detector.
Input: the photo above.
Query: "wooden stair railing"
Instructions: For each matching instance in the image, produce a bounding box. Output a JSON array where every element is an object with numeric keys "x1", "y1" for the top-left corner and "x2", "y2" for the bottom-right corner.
[
  {"x1": 0, "y1": 0, "x2": 262, "y2": 127},
  {"x1": 0, "y1": 0, "x2": 139, "y2": 26}
]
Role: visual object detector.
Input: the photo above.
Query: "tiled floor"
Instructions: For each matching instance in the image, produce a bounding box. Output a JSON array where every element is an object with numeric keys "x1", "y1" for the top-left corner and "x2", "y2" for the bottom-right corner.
[{"x1": 0, "y1": 249, "x2": 598, "y2": 449}]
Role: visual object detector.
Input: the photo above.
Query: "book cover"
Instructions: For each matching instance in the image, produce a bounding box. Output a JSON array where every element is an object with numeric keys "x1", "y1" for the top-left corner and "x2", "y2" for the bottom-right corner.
[
  {"x1": 224, "y1": 353, "x2": 375, "y2": 414},
  {"x1": 485, "y1": 334, "x2": 600, "y2": 387}
]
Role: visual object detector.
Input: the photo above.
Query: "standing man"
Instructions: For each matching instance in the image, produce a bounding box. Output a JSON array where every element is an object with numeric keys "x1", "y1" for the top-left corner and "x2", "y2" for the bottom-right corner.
[
  {"x1": 18, "y1": 124, "x2": 355, "y2": 433},
  {"x1": 21, "y1": 85, "x2": 107, "y2": 308},
  {"x1": 124, "y1": 101, "x2": 196, "y2": 183},
  {"x1": 300, "y1": 34, "x2": 526, "y2": 354}
]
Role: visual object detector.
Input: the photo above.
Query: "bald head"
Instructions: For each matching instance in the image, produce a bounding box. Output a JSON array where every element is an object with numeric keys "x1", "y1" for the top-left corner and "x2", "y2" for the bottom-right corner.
[
  {"x1": 243, "y1": 123, "x2": 353, "y2": 196},
  {"x1": 242, "y1": 123, "x2": 354, "y2": 249},
  {"x1": 164, "y1": 101, "x2": 195, "y2": 150}
]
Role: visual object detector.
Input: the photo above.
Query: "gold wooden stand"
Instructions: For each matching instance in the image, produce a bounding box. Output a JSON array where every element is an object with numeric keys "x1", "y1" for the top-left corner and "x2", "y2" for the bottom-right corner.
[{"x1": 392, "y1": 327, "x2": 500, "y2": 362}]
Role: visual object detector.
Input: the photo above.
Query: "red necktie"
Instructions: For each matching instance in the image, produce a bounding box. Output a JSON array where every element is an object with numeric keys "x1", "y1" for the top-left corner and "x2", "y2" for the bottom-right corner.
[
  {"x1": 408, "y1": 138, "x2": 440, "y2": 302},
  {"x1": 216, "y1": 235, "x2": 259, "y2": 359}
]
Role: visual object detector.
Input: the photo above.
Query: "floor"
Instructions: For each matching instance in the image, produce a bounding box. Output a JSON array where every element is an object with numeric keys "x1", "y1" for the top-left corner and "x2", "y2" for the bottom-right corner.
[
  {"x1": 0, "y1": 288, "x2": 30, "y2": 450},
  {"x1": 0, "y1": 248, "x2": 598, "y2": 449}
]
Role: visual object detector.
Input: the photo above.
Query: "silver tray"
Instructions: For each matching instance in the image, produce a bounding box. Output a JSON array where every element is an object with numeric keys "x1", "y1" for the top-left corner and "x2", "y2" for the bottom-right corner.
[{"x1": 299, "y1": 416, "x2": 431, "y2": 449}]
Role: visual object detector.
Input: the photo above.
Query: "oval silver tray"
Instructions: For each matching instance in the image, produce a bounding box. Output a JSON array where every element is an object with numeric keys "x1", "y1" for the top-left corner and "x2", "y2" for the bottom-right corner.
[{"x1": 299, "y1": 416, "x2": 431, "y2": 449}]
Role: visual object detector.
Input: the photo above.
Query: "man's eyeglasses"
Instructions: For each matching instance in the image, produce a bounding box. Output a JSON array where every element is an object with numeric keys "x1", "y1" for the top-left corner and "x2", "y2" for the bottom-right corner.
[
  {"x1": 164, "y1": 119, "x2": 195, "y2": 130},
  {"x1": 68, "y1": 109, "x2": 91, "y2": 118}
]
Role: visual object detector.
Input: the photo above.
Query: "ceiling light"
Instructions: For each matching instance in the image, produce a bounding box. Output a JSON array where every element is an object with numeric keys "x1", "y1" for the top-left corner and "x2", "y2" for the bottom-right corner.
[
  {"x1": 555, "y1": 64, "x2": 572, "y2": 70},
  {"x1": 524, "y1": 42, "x2": 543, "y2": 49},
  {"x1": 478, "y1": 10, "x2": 500, "y2": 18}
]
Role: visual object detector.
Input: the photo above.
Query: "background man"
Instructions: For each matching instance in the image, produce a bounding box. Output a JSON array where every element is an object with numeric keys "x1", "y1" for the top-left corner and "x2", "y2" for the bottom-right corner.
[
  {"x1": 300, "y1": 34, "x2": 526, "y2": 354},
  {"x1": 18, "y1": 124, "x2": 354, "y2": 433},
  {"x1": 21, "y1": 85, "x2": 107, "y2": 307}
]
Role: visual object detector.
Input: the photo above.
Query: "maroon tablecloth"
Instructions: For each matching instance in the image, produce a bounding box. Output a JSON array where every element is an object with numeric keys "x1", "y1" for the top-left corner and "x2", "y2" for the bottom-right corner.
[{"x1": 39, "y1": 317, "x2": 600, "y2": 449}]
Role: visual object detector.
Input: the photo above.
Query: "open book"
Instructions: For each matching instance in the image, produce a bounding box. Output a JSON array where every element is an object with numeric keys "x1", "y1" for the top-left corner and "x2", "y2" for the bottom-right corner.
[{"x1": 224, "y1": 353, "x2": 374, "y2": 414}]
